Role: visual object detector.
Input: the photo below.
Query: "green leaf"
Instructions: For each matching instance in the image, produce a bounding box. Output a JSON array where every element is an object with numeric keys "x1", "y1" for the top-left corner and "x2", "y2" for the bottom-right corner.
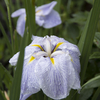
[
  {"x1": 0, "y1": 3, "x2": 9, "y2": 28},
  {"x1": 79, "y1": 88, "x2": 93, "y2": 100},
  {"x1": 10, "y1": 30, "x2": 27, "y2": 100},
  {"x1": 89, "y1": 52, "x2": 100, "y2": 59},
  {"x1": 0, "y1": 63, "x2": 12, "y2": 90},
  {"x1": 0, "y1": 90, "x2": 6, "y2": 100},
  {"x1": 92, "y1": 86, "x2": 100, "y2": 100},
  {"x1": 82, "y1": 75, "x2": 100, "y2": 89},
  {"x1": 25, "y1": 0, "x2": 35, "y2": 40},
  {"x1": 68, "y1": 11, "x2": 89, "y2": 25},
  {"x1": 4, "y1": 0, "x2": 14, "y2": 55},
  {"x1": 78, "y1": 0, "x2": 100, "y2": 84},
  {"x1": 0, "y1": 22, "x2": 12, "y2": 56},
  {"x1": 94, "y1": 32, "x2": 100, "y2": 48}
]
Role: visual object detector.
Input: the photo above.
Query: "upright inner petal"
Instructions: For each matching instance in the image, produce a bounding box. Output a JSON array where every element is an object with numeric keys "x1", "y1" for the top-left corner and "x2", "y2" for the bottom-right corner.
[{"x1": 43, "y1": 38, "x2": 52, "y2": 57}]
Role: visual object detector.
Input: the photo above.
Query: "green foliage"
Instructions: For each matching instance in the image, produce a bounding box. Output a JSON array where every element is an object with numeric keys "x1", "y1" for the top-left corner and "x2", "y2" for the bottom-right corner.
[
  {"x1": 0, "y1": 0, "x2": 100, "y2": 100},
  {"x1": 10, "y1": 30, "x2": 27, "y2": 100},
  {"x1": 94, "y1": 32, "x2": 100, "y2": 48},
  {"x1": 0, "y1": 63, "x2": 12, "y2": 89},
  {"x1": 0, "y1": 90, "x2": 6, "y2": 100}
]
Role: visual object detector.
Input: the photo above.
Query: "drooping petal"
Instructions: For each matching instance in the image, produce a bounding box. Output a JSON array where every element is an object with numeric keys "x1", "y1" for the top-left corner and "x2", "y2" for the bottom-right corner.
[
  {"x1": 20, "y1": 59, "x2": 40, "y2": 100},
  {"x1": 16, "y1": 13, "x2": 26, "y2": 37},
  {"x1": 69, "y1": 51, "x2": 81, "y2": 73},
  {"x1": 35, "y1": 53, "x2": 76, "y2": 99},
  {"x1": 36, "y1": 16, "x2": 44, "y2": 26},
  {"x1": 36, "y1": 1, "x2": 57, "y2": 16},
  {"x1": 11, "y1": 8, "x2": 25, "y2": 17},
  {"x1": 42, "y1": 10, "x2": 61, "y2": 28},
  {"x1": 72, "y1": 71, "x2": 81, "y2": 89},
  {"x1": 9, "y1": 45, "x2": 41, "y2": 66},
  {"x1": 9, "y1": 52, "x2": 19, "y2": 66}
]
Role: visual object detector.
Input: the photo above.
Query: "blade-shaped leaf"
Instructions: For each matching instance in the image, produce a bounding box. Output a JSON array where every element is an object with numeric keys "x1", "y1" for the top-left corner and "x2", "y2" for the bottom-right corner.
[
  {"x1": 82, "y1": 75, "x2": 100, "y2": 89},
  {"x1": 25, "y1": 0, "x2": 35, "y2": 40},
  {"x1": 0, "y1": 63, "x2": 12, "y2": 89},
  {"x1": 79, "y1": 88, "x2": 93, "y2": 100},
  {"x1": 94, "y1": 32, "x2": 100, "y2": 48},
  {"x1": 0, "y1": 22, "x2": 12, "y2": 56},
  {"x1": 92, "y1": 87, "x2": 100, "y2": 100},
  {"x1": 78, "y1": 0, "x2": 100, "y2": 84},
  {"x1": 89, "y1": 52, "x2": 100, "y2": 59},
  {"x1": 0, "y1": 90, "x2": 6, "y2": 100},
  {"x1": 10, "y1": 30, "x2": 27, "y2": 100}
]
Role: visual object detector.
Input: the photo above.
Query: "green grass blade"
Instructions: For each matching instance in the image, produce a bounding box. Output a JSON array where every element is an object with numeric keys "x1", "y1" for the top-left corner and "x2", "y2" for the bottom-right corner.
[
  {"x1": 92, "y1": 87, "x2": 100, "y2": 100},
  {"x1": 10, "y1": 30, "x2": 27, "y2": 100},
  {"x1": 37, "y1": 0, "x2": 44, "y2": 6},
  {"x1": 0, "y1": 22, "x2": 12, "y2": 56},
  {"x1": 4, "y1": 0, "x2": 14, "y2": 55},
  {"x1": 0, "y1": 63, "x2": 13, "y2": 90},
  {"x1": 25, "y1": 0, "x2": 35, "y2": 39},
  {"x1": 0, "y1": 3, "x2": 9, "y2": 28},
  {"x1": 78, "y1": 0, "x2": 100, "y2": 85},
  {"x1": 0, "y1": 90, "x2": 6, "y2": 100},
  {"x1": 55, "y1": 0, "x2": 61, "y2": 12},
  {"x1": 78, "y1": 10, "x2": 92, "y2": 53},
  {"x1": 82, "y1": 75, "x2": 100, "y2": 89}
]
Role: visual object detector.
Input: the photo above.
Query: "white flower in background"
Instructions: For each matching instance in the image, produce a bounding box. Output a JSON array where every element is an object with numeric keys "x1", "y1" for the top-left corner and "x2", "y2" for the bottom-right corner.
[
  {"x1": 11, "y1": 1, "x2": 61, "y2": 37},
  {"x1": 9, "y1": 35, "x2": 81, "y2": 100},
  {"x1": 11, "y1": 8, "x2": 26, "y2": 37}
]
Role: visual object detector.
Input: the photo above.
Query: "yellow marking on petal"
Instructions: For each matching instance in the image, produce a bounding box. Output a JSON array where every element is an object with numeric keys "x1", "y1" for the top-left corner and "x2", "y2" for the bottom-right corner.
[
  {"x1": 69, "y1": 54, "x2": 74, "y2": 63},
  {"x1": 50, "y1": 58, "x2": 55, "y2": 65},
  {"x1": 28, "y1": 56, "x2": 35, "y2": 63},
  {"x1": 31, "y1": 44, "x2": 44, "y2": 51},
  {"x1": 36, "y1": 10, "x2": 42, "y2": 13},
  {"x1": 53, "y1": 42, "x2": 64, "y2": 52},
  {"x1": 71, "y1": 58, "x2": 74, "y2": 62}
]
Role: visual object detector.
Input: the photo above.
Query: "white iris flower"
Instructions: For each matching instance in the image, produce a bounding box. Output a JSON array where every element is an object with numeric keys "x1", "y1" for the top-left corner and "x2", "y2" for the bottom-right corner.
[
  {"x1": 11, "y1": 1, "x2": 61, "y2": 37},
  {"x1": 9, "y1": 35, "x2": 81, "y2": 100}
]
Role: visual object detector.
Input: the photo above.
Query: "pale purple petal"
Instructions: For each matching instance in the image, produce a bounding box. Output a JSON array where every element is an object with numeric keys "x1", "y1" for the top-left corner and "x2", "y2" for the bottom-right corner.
[
  {"x1": 36, "y1": 16, "x2": 44, "y2": 26},
  {"x1": 16, "y1": 14, "x2": 26, "y2": 37},
  {"x1": 36, "y1": 1, "x2": 57, "y2": 16},
  {"x1": 31, "y1": 35, "x2": 43, "y2": 40},
  {"x1": 35, "y1": 53, "x2": 77, "y2": 99},
  {"x1": 20, "y1": 59, "x2": 40, "y2": 100},
  {"x1": 9, "y1": 52, "x2": 19, "y2": 66},
  {"x1": 11, "y1": 8, "x2": 25, "y2": 17},
  {"x1": 9, "y1": 45, "x2": 41, "y2": 66},
  {"x1": 69, "y1": 51, "x2": 81, "y2": 73},
  {"x1": 42, "y1": 10, "x2": 61, "y2": 28},
  {"x1": 72, "y1": 71, "x2": 81, "y2": 89}
]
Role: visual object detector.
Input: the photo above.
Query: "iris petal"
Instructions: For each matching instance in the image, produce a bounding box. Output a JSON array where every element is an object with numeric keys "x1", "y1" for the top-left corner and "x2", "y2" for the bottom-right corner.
[
  {"x1": 42, "y1": 10, "x2": 61, "y2": 28},
  {"x1": 11, "y1": 8, "x2": 25, "y2": 17},
  {"x1": 36, "y1": 1, "x2": 57, "y2": 16},
  {"x1": 35, "y1": 53, "x2": 77, "y2": 99},
  {"x1": 36, "y1": 16, "x2": 44, "y2": 26},
  {"x1": 16, "y1": 14, "x2": 26, "y2": 37},
  {"x1": 20, "y1": 59, "x2": 40, "y2": 100}
]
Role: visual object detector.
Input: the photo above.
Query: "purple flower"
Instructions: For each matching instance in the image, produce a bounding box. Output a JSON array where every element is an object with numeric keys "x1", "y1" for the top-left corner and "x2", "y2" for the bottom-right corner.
[
  {"x1": 11, "y1": 1, "x2": 61, "y2": 37},
  {"x1": 9, "y1": 35, "x2": 81, "y2": 100}
]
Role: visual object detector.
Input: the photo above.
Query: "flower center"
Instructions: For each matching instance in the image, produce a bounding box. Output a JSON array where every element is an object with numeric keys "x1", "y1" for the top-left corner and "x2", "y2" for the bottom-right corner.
[{"x1": 30, "y1": 37, "x2": 64, "y2": 65}]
